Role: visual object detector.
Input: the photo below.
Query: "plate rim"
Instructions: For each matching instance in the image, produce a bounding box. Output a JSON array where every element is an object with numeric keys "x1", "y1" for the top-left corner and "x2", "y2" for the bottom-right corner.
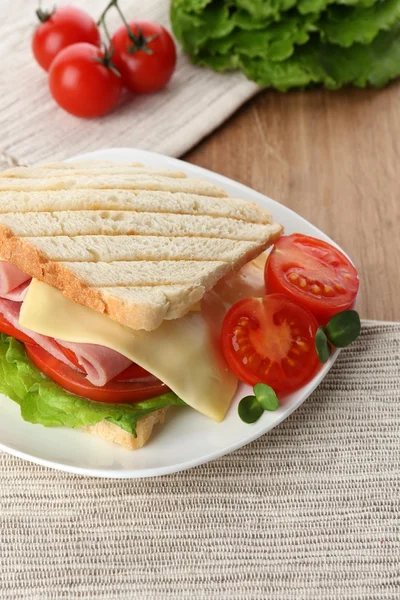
[{"x1": 0, "y1": 147, "x2": 351, "y2": 478}]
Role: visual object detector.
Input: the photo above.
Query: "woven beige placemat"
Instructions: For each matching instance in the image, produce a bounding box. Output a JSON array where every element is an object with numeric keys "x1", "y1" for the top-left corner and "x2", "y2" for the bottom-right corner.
[
  {"x1": 0, "y1": 0, "x2": 258, "y2": 166},
  {"x1": 1, "y1": 320, "x2": 399, "y2": 600}
]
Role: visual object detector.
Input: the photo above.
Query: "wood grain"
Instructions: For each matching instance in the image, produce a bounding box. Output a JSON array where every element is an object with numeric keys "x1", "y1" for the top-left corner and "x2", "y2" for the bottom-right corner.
[{"x1": 185, "y1": 83, "x2": 400, "y2": 322}]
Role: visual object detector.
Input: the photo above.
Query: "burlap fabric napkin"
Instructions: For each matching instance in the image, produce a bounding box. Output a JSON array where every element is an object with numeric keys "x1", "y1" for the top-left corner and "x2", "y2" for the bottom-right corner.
[
  {"x1": 1, "y1": 321, "x2": 399, "y2": 599},
  {"x1": 0, "y1": 0, "x2": 258, "y2": 166}
]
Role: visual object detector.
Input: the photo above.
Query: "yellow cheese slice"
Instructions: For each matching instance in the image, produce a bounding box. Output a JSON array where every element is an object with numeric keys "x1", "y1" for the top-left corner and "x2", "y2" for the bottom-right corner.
[{"x1": 19, "y1": 279, "x2": 238, "y2": 422}]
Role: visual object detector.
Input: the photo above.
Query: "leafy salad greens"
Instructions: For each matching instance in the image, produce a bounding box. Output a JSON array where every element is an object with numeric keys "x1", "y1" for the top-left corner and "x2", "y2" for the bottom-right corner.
[
  {"x1": 0, "y1": 334, "x2": 184, "y2": 437},
  {"x1": 171, "y1": 0, "x2": 400, "y2": 89}
]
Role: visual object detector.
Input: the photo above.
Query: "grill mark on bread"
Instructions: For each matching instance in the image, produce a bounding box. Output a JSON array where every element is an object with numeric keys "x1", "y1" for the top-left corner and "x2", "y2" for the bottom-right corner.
[
  {"x1": 0, "y1": 190, "x2": 270, "y2": 224},
  {"x1": 40, "y1": 256, "x2": 246, "y2": 263},
  {"x1": 23, "y1": 235, "x2": 262, "y2": 264},
  {"x1": 62, "y1": 260, "x2": 228, "y2": 287},
  {"x1": 0, "y1": 176, "x2": 226, "y2": 197},
  {"x1": 0, "y1": 211, "x2": 277, "y2": 242},
  {"x1": 1, "y1": 167, "x2": 187, "y2": 179},
  {"x1": 42, "y1": 160, "x2": 145, "y2": 169}
]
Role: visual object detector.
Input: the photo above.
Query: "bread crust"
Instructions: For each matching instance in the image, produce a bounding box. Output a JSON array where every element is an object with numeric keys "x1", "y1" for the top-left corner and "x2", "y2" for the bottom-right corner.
[
  {"x1": 0, "y1": 161, "x2": 283, "y2": 330},
  {"x1": 0, "y1": 222, "x2": 282, "y2": 331},
  {"x1": 82, "y1": 408, "x2": 168, "y2": 450}
]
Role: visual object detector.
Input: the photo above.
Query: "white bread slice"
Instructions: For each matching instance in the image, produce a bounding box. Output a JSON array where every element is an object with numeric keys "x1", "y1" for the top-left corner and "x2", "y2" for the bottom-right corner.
[
  {"x1": 0, "y1": 161, "x2": 283, "y2": 331},
  {"x1": 1, "y1": 166, "x2": 187, "y2": 179},
  {"x1": 0, "y1": 175, "x2": 225, "y2": 197},
  {"x1": 22, "y1": 235, "x2": 265, "y2": 263},
  {"x1": 43, "y1": 160, "x2": 144, "y2": 169},
  {"x1": 0, "y1": 190, "x2": 270, "y2": 223},
  {"x1": 83, "y1": 408, "x2": 168, "y2": 450},
  {"x1": 0, "y1": 211, "x2": 278, "y2": 240}
]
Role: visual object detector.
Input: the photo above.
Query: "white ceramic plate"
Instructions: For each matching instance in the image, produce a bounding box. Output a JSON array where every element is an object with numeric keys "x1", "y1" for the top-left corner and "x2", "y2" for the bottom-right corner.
[{"x1": 0, "y1": 148, "x2": 347, "y2": 478}]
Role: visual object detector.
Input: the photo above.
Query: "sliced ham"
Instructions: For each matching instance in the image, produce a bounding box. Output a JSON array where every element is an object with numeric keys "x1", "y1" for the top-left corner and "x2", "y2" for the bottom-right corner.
[
  {"x1": 0, "y1": 299, "x2": 78, "y2": 368},
  {"x1": 0, "y1": 261, "x2": 31, "y2": 296},
  {"x1": 2, "y1": 281, "x2": 30, "y2": 302},
  {"x1": 0, "y1": 260, "x2": 134, "y2": 387},
  {"x1": 56, "y1": 340, "x2": 132, "y2": 387}
]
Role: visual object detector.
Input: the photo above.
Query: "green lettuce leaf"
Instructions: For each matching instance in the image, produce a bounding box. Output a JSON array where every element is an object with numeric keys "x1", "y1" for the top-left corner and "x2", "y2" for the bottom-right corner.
[
  {"x1": 297, "y1": 0, "x2": 379, "y2": 16},
  {"x1": 319, "y1": 0, "x2": 400, "y2": 47},
  {"x1": 234, "y1": 0, "x2": 298, "y2": 19},
  {"x1": 0, "y1": 334, "x2": 185, "y2": 437},
  {"x1": 205, "y1": 13, "x2": 319, "y2": 61},
  {"x1": 171, "y1": 1, "x2": 235, "y2": 54},
  {"x1": 171, "y1": 0, "x2": 400, "y2": 89},
  {"x1": 186, "y1": 21, "x2": 400, "y2": 90}
]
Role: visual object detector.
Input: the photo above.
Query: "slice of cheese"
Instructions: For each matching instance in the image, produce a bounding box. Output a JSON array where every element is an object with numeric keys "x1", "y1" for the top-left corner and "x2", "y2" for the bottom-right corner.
[{"x1": 19, "y1": 279, "x2": 237, "y2": 421}]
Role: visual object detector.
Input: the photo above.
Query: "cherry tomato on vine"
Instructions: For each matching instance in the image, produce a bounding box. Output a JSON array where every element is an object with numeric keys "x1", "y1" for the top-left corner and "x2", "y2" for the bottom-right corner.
[
  {"x1": 111, "y1": 21, "x2": 177, "y2": 93},
  {"x1": 32, "y1": 6, "x2": 101, "y2": 72},
  {"x1": 49, "y1": 43, "x2": 122, "y2": 118}
]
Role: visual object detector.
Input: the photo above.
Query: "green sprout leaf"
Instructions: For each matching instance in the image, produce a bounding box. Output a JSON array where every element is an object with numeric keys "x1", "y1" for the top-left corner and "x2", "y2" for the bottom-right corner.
[
  {"x1": 315, "y1": 326, "x2": 332, "y2": 363},
  {"x1": 238, "y1": 395, "x2": 264, "y2": 423},
  {"x1": 254, "y1": 383, "x2": 279, "y2": 411},
  {"x1": 326, "y1": 310, "x2": 361, "y2": 348}
]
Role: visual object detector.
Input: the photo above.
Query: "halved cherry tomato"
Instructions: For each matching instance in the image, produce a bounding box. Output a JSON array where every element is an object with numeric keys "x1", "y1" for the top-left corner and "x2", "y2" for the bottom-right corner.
[
  {"x1": 25, "y1": 344, "x2": 168, "y2": 404},
  {"x1": 265, "y1": 234, "x2": 359, "y2": 323},
  {"x1": 0, "y1": 312, "x2": 34, "y2": 345},
  {"x1": 221, "y1": 294, "x2": 320, "y2": 393}
]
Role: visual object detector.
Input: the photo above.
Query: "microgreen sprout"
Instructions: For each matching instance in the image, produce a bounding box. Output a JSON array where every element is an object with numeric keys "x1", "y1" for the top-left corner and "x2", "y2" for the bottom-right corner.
[
  {"x1": 315, "y1": 309, "x2": 361, "y2": 362},
  {"x1": 238, "y1": 383, "x2": 279, "y2": 424}
]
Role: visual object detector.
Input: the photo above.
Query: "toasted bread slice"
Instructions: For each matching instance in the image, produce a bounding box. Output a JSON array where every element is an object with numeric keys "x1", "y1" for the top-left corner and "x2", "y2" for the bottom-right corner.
[
  {"x1": 83, "y1": 408, "x2": 168, "y2": 450},
  {"x1": 44, "y1": 160, "x2": 145, "y2": 169},
  {"x1": 1, "y1": 166, "x2": 187, "y2": 179},
  {"x1": 0, "y1": 161, "x2": 283, "y2": 330}
]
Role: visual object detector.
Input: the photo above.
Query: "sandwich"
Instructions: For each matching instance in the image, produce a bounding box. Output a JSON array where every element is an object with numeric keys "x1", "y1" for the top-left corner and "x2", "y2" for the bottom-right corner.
[{"x1": 0, "y1": 160, "x2": 282, "y2": 449}]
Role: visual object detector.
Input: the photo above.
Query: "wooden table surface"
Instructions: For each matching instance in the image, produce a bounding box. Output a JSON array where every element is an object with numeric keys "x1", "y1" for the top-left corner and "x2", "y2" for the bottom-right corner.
[{"x1": 186, "y1": 84, "x2": 400, "y2": 322}]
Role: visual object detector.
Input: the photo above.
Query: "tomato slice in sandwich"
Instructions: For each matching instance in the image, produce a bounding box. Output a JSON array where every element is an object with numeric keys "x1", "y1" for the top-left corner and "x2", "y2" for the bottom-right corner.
[
  {"x1": 25, "y1": 344, "x2": 168, "y2": 404},
  {"x1": 0, "y1": 312, "x2": 34, "y2": 345}
]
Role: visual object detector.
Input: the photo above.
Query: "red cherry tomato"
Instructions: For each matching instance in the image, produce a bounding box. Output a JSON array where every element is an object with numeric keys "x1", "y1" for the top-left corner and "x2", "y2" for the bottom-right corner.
[
  {"x1": 25, "y1": 344, "x2": 168, "y2": 404},
  {"x1": 265, "y1": 234, "x2": 359, "y2": 323},
  {"x1": 111, "y1": 21, "x2": 176, "y2": 93},
  {"x1": 49, "y1": 43, "x2": 122, "y2": 118},
  {"x1": 221, "y1": 294, "x2": 320, "y2": 393},
  {"x1": 0, "y1": 312, "x2": 34, "y2": 345},
  {"x1": 32, "y1": 6, "x2": 101, "y2": 71}
]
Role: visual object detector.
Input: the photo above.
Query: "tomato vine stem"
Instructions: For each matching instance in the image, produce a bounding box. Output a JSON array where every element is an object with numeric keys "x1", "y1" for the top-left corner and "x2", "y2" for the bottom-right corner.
[{"x1": 96, "y1": 0, "x2": 156, "y2": 55}]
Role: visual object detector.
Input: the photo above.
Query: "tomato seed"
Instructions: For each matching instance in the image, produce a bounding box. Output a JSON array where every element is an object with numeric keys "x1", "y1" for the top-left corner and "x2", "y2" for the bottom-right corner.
[
  {"x1": 296, "y1": 340, "x2": 309, "y2": 351},
  {"x1": 311, "y1": 284, "x2": 321, "y2": 295},
  {"x1": 323, "y1": 285, "x2": 334, "y2": 296},
  {"x1": 335, "y1": 283, "x2": 345, "y2": 293}
]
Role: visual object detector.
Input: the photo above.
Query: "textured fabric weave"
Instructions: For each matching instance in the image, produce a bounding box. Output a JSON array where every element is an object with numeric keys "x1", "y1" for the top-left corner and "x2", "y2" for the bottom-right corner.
[
  {"x1": 1, "y1": 321, "x2": 399, "y2": 599},
  {"x1": 0, "y1": 0, "x2": 258, "y2": 166}
]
